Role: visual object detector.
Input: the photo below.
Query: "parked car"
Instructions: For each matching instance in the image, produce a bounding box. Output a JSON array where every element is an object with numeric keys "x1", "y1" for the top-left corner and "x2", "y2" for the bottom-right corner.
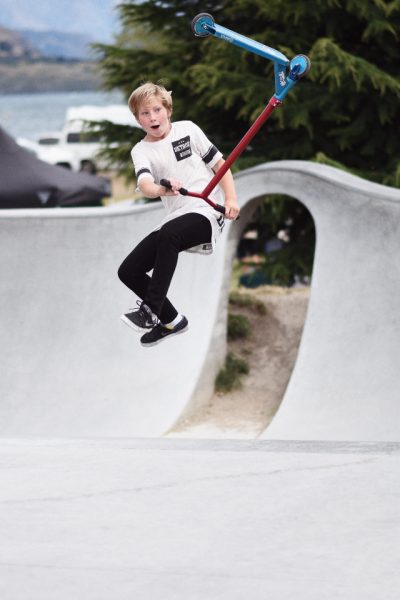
[
  {"x1": 37, "y1": 104, "x2": 140, "y2": 174},
  {"x1": 17, "y1": 137, "x2": 81, "y2": 172},
  {"x1": 36, "y1": 132, "x2": 62, "y2": 146}
]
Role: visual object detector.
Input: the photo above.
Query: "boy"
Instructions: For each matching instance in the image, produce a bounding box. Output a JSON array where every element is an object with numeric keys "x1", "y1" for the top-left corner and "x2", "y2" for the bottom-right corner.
[{"x1": 118, "y1": 82, "x2": 240, "y2": 346}]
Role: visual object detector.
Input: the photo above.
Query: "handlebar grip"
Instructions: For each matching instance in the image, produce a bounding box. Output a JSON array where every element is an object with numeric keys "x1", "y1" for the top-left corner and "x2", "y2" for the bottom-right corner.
[
  {"x1": 160, "y1": 178, "x2": 171, "y2": 189},
  {"x1": 213, "y1": 203, "x2": 240, "y2": 220},
  {"x1": 160, "y1": 178, "x2": 188, "y2": 195}
]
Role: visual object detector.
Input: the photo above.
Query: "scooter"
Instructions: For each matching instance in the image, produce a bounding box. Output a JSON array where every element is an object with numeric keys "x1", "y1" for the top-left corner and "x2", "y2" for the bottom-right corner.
[{"x1": 161, "y1": 13, "x2": 311, "y2": 217}]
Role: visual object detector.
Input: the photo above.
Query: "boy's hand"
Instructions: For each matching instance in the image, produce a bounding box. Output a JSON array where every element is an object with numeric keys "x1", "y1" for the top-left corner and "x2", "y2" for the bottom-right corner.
[
  {"x1": 161, "y1": 178, "x2": 182, "y2": 195},
  {"x1": 224, "y1": 198, "x2": 240, "y2": 220}
]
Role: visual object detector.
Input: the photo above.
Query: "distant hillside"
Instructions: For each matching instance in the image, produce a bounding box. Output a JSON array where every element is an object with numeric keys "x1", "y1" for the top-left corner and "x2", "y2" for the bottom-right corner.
[
  {"x1": 0, "y1": 25, "x2": 41, "y2": 59},
  {"x1": 0, "y1": 60, "x2": 102, "y2": 94},
  {"x1": 0, "y1": 24, "x2": 95, "y2": 61},
  {"x1": 0, "y1": 24, "x2": 102, "y2": 93},
  {"x1": 19, "y1": 29, "x2": 95, "y2": 60}
]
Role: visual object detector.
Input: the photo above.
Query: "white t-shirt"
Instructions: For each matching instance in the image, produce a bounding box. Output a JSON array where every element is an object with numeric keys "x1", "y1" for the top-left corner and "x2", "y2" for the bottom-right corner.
[{"x1": 131, "y1": 120, "x2": 225, "y2": 254}]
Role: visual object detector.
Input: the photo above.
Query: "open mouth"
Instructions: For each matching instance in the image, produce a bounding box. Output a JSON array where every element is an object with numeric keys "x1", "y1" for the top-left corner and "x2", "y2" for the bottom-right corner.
[{"x1": 151, "y1": 125, "x2": 160, "y2": 130}]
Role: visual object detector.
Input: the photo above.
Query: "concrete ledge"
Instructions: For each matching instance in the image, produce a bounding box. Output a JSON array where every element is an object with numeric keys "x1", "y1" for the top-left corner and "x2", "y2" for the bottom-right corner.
[{"x1": 1, "y1": 437, "x2": 400, "y2": 454}]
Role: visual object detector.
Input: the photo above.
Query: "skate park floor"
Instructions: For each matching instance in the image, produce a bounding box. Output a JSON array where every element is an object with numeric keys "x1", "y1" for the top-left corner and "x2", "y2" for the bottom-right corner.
[{"x1": 1, "y1": 438, "x2": 400, "y2": 600}]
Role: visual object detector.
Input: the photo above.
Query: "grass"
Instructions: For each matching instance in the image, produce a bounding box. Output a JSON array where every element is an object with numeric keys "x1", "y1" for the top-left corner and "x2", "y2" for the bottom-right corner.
[
  {"x1": 215, "y1": 352, "x2": 250, "y2": 393},
  {"x1": 229, "y1": 290, "x2": 267, "y2": 315},
  {"x1": 227, "y1": 313, "x2": 251, "y2": 341},
  {"x1": 214, "y1": 289, "x2": 266, "y2": 393}
]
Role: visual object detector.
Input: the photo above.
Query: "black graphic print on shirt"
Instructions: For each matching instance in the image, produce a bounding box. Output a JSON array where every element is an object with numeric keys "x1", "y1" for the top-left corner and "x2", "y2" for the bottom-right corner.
[{"x1": 172, "y1": 136, "x2": 192, "y2": 161}]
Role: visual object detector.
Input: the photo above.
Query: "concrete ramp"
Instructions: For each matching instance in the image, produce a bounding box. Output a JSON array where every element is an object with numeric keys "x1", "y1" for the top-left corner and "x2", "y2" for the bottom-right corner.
[
  {"x1": 0, "y1": 202, "x2": 230, "y2": 437},
  {"x1": 1, "y1": 161, "x2": 399, "y2": 440}
]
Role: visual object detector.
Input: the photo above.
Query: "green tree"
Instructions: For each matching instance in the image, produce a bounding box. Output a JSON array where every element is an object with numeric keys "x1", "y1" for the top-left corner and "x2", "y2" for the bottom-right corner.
[{"x1": 95, "y1": 0, "x2": 400, "y2": 186}]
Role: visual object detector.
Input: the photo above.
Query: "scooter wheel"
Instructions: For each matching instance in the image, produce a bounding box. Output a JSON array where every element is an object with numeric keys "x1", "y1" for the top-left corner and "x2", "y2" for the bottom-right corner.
[
  {"x1": 289, "y1": 54, "x2": 311, "y2": 79},
  {"x1": 191, "y1": 13, "x2": 215, "y2": 37}
]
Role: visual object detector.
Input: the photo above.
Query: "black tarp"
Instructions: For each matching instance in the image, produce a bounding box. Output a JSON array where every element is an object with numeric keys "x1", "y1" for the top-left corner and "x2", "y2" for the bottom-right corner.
[{"x1": 0, "y1": 126, "x2": 111, "y2": 208}]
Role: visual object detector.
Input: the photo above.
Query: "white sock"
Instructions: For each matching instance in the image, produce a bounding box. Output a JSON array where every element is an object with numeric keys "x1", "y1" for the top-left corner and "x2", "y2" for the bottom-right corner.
[{"x1": 163, "y1": 314, "x2": 183, "y2": 330}]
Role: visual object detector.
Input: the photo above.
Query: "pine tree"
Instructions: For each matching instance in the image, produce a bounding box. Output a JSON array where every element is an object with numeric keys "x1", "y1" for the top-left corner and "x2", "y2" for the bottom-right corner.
[{"x1": 94, "y1": 0, "x2": 400, "y2": 186}]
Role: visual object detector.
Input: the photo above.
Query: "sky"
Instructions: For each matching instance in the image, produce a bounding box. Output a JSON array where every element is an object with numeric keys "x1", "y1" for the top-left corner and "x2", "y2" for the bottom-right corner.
[{"x1": 0, "y1": 0, "x2": 121, "y2": 41}]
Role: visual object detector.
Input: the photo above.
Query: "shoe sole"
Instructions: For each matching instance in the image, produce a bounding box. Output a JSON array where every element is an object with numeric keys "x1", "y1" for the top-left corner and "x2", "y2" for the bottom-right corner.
[
  {"x1": 140, "y1": 324, "x2": 189, "y2": 347},
  {"x1": 120, "y1": 314, "x2": 153, "y2": 333}
]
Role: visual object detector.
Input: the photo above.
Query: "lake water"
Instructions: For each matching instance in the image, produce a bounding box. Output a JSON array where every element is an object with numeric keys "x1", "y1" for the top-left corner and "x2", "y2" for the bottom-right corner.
[{"x1": 0, "y1": 90, "x2": 125, "y2": 141}]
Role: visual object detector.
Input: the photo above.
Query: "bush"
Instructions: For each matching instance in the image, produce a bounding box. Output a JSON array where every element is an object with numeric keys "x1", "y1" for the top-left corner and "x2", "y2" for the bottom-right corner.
[
  {"x1": 215, "y1": 352, "x2": 250, "y2": 393},
  {"x1": 227, "y1": 313, "x2": 251, "y2": 341},
  {"x1": 238, "y1": 195, "x2": 315, "y2": 287},
  {"x1": 229, "y1": 291, "x2": 267, "y2": 315}
]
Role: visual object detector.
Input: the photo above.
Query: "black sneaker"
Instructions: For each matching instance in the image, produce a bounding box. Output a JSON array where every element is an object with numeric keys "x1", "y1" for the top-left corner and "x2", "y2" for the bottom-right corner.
[
  {"x1": 120, "y1": 301, "x2": 157, "y2": 331},
  {"x1": 140, "y1": 316, "x2": 189, "y2": 347}
]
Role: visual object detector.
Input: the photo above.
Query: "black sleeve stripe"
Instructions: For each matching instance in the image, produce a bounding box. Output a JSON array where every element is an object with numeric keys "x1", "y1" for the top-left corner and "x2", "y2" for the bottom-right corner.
[
  {"x1": 202, "y1": 145, "x2": 219, "y2": 164},
  {"x1": 136, "y1": 167, "x2": 152, "y2": 178}
]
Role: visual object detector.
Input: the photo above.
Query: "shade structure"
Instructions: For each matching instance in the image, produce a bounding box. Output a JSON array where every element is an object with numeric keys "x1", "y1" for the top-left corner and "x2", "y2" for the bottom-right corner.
[{"x1": 0, "y1": 126, "x2": 111, "y2": 208}]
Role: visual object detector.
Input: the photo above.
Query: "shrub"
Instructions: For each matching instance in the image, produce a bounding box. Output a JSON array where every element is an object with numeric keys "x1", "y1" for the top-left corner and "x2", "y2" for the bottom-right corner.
[
  {"x1": 215, "y1": 352, "x2": 250, "y2": 393},
  {"x1": 227, "y1": 313, "x2": 251, "y2": 341},
  {"x1": 229, "y1": 291, "x2": 267, "y2": 315}
]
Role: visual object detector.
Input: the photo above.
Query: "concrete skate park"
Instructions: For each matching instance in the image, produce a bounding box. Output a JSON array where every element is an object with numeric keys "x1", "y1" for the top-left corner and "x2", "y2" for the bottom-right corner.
[{"x1": 1, "y1": 161, "x2": 399, "y2": 599}]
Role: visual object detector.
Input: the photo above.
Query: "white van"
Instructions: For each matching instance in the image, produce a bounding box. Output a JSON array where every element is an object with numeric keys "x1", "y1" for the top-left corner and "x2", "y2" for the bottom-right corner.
[
  {"x1": 17, "y1": 137, "x2": 81, "y2": 172},
  {"x1": 37, "y1": 105, "x2": 140, "y2": 173}
]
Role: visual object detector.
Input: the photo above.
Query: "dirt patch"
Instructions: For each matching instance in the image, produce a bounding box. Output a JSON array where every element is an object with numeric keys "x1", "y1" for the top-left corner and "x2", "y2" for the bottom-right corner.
[{"x1": 170, "y1": 285, "x2": 310, "y2": 438}]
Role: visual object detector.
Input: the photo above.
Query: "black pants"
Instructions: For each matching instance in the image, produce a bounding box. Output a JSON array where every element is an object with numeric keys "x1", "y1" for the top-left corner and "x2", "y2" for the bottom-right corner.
[{"x1": 118, "y1": 213, "x2": 212, "y2": 324}]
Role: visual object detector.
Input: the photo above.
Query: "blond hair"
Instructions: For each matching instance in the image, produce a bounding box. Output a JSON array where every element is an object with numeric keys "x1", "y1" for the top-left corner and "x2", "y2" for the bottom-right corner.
[{"x1": 128, "y1": 82, "x2": 173, "y2": 118}]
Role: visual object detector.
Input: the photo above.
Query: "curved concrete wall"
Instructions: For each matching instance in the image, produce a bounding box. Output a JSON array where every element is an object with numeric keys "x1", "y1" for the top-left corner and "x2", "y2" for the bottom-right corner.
[
  {"x1": 0, "y1": 202, "x2": 228, "y2": 437},
  {"x1": 233, "y1": 162, "x2": 400, "y2": 441},
  {"x1": 1, "y1": 160, "x2": 399, "y2": 440}
]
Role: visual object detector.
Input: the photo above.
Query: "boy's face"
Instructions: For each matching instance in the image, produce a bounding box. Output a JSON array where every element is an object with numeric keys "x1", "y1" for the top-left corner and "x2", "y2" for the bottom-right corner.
[{"x1": 137, "y1": 96, "x2": 172, "y2": 142}]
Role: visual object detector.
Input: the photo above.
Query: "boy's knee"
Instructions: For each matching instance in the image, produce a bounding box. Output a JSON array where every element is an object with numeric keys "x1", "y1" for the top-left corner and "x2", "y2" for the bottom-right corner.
[
  {"x1": 117, "y1": 263, "x2": 128, "y2": 283},
  {"x1": 118, "y1": 258, "x2": 145, "y2": 284},
  {"x1": 118, "y1": 260, "x2": 135, "y2": 283}
]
